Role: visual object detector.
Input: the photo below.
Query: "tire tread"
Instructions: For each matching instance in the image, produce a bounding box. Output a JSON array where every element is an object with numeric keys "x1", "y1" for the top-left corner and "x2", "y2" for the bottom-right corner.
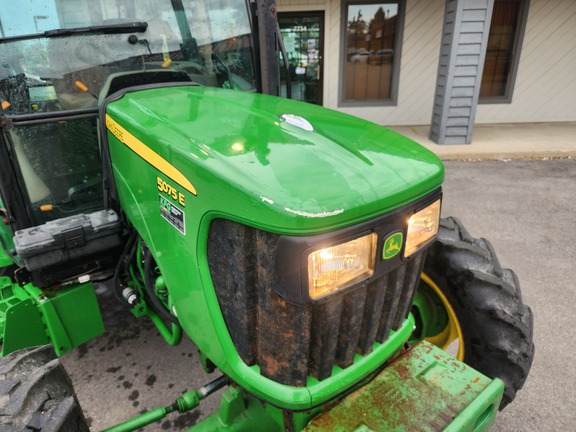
[
  {"x1": 424, "y1": 217, "x2": 535, "y2": 410},
  {"x1": 0, "y1": 346, "x2": 89, "y2": 432}
]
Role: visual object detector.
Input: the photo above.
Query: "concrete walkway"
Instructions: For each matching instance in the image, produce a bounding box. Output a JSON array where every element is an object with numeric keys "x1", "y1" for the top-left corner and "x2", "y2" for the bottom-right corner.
[{"x1": 390, "y1": 122, "x2": 576, "y2": 161}]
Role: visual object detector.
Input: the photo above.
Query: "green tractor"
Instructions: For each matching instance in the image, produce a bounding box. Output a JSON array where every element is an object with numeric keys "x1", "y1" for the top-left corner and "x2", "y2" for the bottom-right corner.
[{"x1": 0, "y1": 1, "x2": 534, "y2": 431}]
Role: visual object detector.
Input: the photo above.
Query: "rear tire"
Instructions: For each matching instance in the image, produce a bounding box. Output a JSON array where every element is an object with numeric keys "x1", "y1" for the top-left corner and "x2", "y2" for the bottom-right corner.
[
  {"x1": 0, "y1": 345, "x2": 89, "y2": 432},
  {"x1": 422, "y1": 217, "x2": 534, "y2": 409}
]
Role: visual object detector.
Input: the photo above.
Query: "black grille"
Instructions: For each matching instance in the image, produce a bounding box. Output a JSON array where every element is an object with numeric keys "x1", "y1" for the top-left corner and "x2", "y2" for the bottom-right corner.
[{"x1": 208, "y1": 219, "x2": 426, "y2": 386}]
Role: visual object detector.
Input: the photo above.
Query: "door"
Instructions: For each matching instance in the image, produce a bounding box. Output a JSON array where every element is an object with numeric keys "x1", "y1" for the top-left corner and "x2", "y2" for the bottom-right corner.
[{"x1": 278, "y1": 12, "x2": 324, "y2": 106}]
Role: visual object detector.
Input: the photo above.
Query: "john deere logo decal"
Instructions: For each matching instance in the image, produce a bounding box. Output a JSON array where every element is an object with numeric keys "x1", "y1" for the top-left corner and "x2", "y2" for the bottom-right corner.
[{"x1": 383, "y1": 232, "x2": 403, "y2": 260}]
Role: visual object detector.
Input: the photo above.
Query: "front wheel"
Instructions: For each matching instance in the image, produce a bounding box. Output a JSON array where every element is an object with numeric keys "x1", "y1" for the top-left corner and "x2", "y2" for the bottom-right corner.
[
  {"x1": 413, "y1": 217, "x2": 534, "y2": 410},
  {"x1": 0, "y1": 345, "x2": 89, "y2": 431}
]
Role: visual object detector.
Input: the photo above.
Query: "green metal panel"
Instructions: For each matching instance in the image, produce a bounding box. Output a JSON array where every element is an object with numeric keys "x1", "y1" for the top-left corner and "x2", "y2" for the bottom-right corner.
[
  {"x1": 45, "y1": 282, "x2": 105, "y2": 355},
  {"x1": 0, "y1": 277, "x2": 49, "y2": 356},
  {"x1": 0, "y1": 278, "x2": 105, "y2": 357},
  {"x1": 21, "y1": 282, "x2": 105, "y2": 356},
  {"x1": 0, "y1": 249, "x2": 11, "y2": 268},
  {"x1": 105, "y1": 87, "x2": 444, "y2": 410},
  {"x1": 305, "y1": 341, "x2": 504, "y2": 432},
  {"x1": 1, "y1": 299, "x2": 49, "y2": 355},
  {"x1": 0, "y1": 196, "x2": 15, "y2": 268},
  {"x1": 105, "y1": 86, "x2": 444, "y2": 235}
]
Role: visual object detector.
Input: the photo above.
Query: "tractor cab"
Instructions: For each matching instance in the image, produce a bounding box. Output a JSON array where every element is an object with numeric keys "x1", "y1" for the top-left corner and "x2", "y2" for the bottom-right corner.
[{"x1": 0, "y1": 0, "x2": 258, "y2": 229}]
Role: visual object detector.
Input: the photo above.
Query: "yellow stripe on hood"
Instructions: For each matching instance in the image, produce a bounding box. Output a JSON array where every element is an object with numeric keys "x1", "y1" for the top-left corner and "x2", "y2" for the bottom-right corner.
[{"x1": 106, "y1": 114, "x2": 197, "y2": 196}]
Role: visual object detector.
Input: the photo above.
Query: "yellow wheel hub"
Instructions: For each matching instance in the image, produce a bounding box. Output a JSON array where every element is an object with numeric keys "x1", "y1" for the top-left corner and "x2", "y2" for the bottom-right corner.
[{"x1": 420, "y1": 273, "x2": 465, "y2": 360}]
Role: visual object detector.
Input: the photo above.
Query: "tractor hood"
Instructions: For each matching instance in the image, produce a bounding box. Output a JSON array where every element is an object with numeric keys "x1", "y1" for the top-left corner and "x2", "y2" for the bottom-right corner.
[{"x1": 105, "y1": 85, "x2": 443, "y2": 233}]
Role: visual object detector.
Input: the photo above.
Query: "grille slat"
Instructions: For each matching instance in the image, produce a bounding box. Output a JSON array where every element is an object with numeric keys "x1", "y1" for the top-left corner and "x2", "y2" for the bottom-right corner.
[
  {"x1": 358, "y1": 275, "x2": 389, "y2": 355},
  {"x1": 393, "y1": 254, "x2": 426, "y2": 330},
  {"x1": 209, "y1": 219, "x2": 427, "y2": 387},
  {"x1": 335, "y1": 286, "x2": 367, "y2": 368},
  {"x1": 376, "y1": 265, "x2": 407, "y2": 342},
  {"x1": 309, "y1": 299, "x2": 344, "y2": 380}
]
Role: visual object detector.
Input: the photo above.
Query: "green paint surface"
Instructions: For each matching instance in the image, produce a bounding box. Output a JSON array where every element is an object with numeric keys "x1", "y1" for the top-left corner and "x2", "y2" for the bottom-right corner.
[
  {"x1": 0, "y1": 196, "x2": 14, "y2": 268},
  {"x1": 106, "y1": 86, "x2": 444, "y2": 234}
]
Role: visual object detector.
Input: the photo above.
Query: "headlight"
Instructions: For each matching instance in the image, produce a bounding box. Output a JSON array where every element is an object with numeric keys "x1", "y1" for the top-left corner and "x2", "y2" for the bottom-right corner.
[
  {"x1": 308, "y1": 233, "x2": 377, "y2": 299},
  {"x1": 404, "y1": 199, "x2": 441, "y2": 257}
]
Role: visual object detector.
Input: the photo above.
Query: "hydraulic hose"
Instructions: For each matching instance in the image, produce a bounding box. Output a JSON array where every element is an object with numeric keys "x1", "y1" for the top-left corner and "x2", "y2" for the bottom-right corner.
[
  {"x1": 112, "y1": 230, "x2": 138, "y2": 305},
  {"x1": 143, "y1": 249, "x2": 180, "y2": 327}
]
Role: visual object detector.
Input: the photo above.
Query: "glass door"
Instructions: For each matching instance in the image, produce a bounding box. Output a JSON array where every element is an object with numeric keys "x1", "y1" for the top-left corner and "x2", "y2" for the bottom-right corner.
[{"x1": 278, "y1": 12, "x2": 324, "y2": 105}]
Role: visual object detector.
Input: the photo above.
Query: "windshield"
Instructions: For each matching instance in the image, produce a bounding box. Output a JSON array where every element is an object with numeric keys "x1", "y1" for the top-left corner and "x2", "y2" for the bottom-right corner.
[{"x1": 0, "y1": 0, "x2": 256, "y2": 115}]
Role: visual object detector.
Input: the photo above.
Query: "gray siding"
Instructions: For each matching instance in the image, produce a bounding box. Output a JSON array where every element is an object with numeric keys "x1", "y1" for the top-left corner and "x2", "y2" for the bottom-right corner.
[{"x1": 430, "y1": 0, "x2": 494, "y2": 144}]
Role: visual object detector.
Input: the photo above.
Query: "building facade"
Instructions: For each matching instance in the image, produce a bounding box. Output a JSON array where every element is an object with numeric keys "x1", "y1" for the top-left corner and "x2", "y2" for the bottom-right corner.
[{"x1": 277, "y1": 0, "x2": 576, "y2": 143}]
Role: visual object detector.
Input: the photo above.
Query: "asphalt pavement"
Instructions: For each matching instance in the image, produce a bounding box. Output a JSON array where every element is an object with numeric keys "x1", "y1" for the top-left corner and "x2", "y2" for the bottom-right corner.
[
  {"x1": 61, "y1": 158, "x2": 576, "y2": 431},
  {"x1": 440, "y1": 159, "x2": 576, "y2": 431}
]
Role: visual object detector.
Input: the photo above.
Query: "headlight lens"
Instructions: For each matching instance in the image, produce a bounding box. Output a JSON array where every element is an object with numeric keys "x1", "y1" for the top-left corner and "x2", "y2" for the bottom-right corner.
[
  {"x1": 308, "y1": 233, "x2": 377, "y2": 299},
  {"x1": 404, "y1": 199, "x2": 441, "y2": 257}
]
